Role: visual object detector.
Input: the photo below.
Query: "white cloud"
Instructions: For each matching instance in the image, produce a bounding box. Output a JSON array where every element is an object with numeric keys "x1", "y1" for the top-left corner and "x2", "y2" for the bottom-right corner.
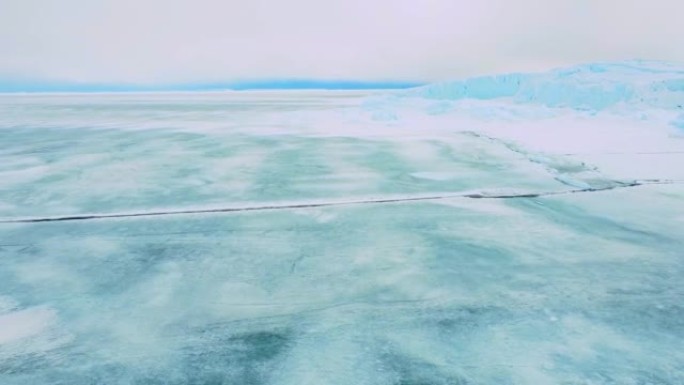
[{"x1": 1, "y1": 0, "x2": 683, "y2": 83}]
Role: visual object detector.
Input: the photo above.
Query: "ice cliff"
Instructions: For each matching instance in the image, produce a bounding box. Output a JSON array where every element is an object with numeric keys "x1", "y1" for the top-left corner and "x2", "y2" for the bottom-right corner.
[{"x1": 409, "y1": 61, "x2": 684, "y2": 111}]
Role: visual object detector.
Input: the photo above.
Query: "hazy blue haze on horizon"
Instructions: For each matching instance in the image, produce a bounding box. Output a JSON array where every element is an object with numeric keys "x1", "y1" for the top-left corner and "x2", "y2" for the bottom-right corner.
[{"x1": 0, "y1": 79, "x2": 425, "y2": 93}]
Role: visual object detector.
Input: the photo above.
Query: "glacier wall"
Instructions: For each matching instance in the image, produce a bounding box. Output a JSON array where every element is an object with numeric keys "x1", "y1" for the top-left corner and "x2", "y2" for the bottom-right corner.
[{"x1": 410, "y1": 61, "x2": 684, "y2": 111}]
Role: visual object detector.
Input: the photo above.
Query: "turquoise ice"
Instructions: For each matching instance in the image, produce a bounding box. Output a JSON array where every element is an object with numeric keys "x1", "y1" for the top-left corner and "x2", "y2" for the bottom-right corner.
[{"x1": 1, "y1": 63, "x2": 684, "y2": 384}]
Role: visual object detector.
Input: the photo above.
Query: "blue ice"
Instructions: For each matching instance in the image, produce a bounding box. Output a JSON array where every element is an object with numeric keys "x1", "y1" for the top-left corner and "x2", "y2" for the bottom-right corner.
[{"x1": 1, "y1": 62, "x2": 684, "y2": 384}]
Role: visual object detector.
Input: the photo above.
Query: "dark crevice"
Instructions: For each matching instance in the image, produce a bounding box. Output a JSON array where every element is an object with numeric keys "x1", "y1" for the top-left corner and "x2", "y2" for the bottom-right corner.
[{"x1": 0, "y1": 180, "x2": 679, "y2": 224}]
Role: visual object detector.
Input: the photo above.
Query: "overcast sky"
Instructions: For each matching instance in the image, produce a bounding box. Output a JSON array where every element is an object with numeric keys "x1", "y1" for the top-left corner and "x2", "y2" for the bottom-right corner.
[{"x1": 1, "y1": 0, "x2": 683, "y2": 83}]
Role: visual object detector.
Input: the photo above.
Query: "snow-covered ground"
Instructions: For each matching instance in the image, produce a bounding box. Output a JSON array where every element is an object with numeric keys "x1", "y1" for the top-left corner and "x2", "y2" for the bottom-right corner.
[{"x1": 1, "y1": 62, "x2": 683, "y2": 384}]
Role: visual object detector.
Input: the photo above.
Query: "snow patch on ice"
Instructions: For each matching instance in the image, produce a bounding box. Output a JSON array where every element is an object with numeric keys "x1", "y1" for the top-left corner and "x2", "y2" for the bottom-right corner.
[
  {"x1": 0, "y1": 306, "x2": 56, "y2": 344},
  {"x1": 411, "y1": 172, "x2": 459, "y2": 181}
]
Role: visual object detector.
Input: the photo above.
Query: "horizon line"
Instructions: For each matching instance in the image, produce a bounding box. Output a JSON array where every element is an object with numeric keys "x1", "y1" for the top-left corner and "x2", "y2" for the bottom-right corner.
[{"x1": 0, "y1": 79, "x2": 424, "y2": 93}]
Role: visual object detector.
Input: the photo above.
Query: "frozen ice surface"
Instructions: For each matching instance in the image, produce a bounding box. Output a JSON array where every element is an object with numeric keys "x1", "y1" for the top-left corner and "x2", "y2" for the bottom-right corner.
[{"x1": 1, "y1": 63, "x2": 684, "y2": 384}]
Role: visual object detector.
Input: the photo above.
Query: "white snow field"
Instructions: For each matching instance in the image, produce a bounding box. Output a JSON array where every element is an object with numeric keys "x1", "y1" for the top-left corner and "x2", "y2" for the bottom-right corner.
[{"x1": 1, "y1": 61, "x2": 683, "y2": 384}]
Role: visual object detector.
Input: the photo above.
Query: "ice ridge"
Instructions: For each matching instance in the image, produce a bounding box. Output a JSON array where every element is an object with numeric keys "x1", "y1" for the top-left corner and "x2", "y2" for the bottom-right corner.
[{"x1": 409, "y1": 61, "x2": 684, "y2": 111}]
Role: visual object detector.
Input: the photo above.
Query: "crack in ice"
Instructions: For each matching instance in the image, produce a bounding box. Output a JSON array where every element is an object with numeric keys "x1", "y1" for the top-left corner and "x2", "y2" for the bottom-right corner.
[{"x1": 0, "y1": 180, "x2": 678, "y2": 224}]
